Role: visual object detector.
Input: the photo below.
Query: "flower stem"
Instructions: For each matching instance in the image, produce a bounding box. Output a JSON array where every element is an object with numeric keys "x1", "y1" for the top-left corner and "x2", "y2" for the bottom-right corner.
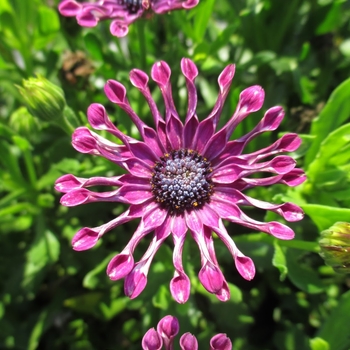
[{"x1": 136, "y1": 20, "x2": 147, "y2": 70}]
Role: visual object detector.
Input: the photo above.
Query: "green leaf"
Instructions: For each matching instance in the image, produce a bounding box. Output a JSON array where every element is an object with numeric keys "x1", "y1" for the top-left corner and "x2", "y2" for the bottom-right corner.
[
  {"x1": 315, "y1": 2, "x2": 342, "y2": 35},
  {"x1": 301, "y1": 204, "x2": 350, "y2": 231},
  {"x1": 28, "y1": 310, "x2": 48, "y2": 350},
  {"x1": 307, "y1": 123, "x2": 350, "y2": 182},
  {"x1": 64, "y1": 292, "x2": 105, "y2": 318},
  {"x1": 272, "y1": 240, "x2": 288, "y2": 281},
  {"x1": 84, "y1": 33, "x2": 103, "y2": 62},
  {"x1": 152, "y1": 285, "x2": 170, "y2": 310},
  {"x1": 227, "y1": 283, "x2": 243, "y2": 304},
  {"x1": 12, "y1": 135, "x2": 32, "y2": 151},
  {"x1": 83, "y1": 253, "x2": 115, "y2": 290},
  {"x1": 317, "y1": 290, "x2": 350, "y2": 350},
  {"x1": 192, "y1": 0, "x2": 215, "y2": 41},
  {"x1": 310, "y1": 338, "x2": 330, "y2": 350},
  {"x1": 286, "y1": 249, "x2": 324, "y2": 294},
  {"x1": 38, "y1": 6, "x2": 60, "y2": 35},
  {"x1": 305, "y1": 78, "x2": 350, "y2": 167},
  {"x1": 22, "y1": 228, "x2": 60, "y2": 291}
]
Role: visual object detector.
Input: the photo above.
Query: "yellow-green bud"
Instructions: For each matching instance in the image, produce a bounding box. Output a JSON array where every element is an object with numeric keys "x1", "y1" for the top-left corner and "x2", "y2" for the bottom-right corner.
[
  {"x1": 9, "y1": 107, "x2": 40, "y2": 142},
  {"x1": 17, "y1": 75, "x2": 66, "y2": 122},
  {"x1": 319, "y1": 222, "x2": 350, "y2": 274}
]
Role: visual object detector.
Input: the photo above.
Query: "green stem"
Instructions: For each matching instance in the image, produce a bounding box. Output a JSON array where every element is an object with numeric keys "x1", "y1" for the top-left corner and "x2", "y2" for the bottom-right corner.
[
  {"x1": 55, "y1": 106, "x2": 78, "y2": 135},
  {"x1": 23, "y1": 148, "x2": 37, "y2": 188},
  {"x1": 136, "y1": 21, "x2": 147, "y2": 70}
]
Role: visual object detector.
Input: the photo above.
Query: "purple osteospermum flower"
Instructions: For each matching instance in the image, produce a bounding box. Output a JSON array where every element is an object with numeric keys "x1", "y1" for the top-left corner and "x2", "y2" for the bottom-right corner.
[
  {"x1": 55, "y1": 58, "x2": 306, "y2": 303},
  {"x1": 58, "y1": 0, "x2": 198, "y2": 37},
  {"x1": 142, "y1": 315, "x2": 232, "y2": 350}
]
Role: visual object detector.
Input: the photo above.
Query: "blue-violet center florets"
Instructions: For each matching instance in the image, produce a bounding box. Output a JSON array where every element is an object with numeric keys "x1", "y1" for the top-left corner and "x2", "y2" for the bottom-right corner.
[
  {"x1": 151, "y1": 149, "x2": 213, "y2": 214},
  {"x1": 122, "y1": 0, "x2": 143, "y2": 13}
]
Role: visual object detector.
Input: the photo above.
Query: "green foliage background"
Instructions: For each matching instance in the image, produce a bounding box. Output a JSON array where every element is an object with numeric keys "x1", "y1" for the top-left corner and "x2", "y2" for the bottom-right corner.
[{"x1": 1, "y1": 0, "x2": 350, "y2": 349}]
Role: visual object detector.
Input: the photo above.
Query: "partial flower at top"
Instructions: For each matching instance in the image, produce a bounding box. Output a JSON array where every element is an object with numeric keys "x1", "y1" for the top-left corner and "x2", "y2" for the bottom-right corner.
[
  {"x1": 58, "y1": 0, "x2": 199, "y2": 37},
  {"x1": 142, "y1": 315, "x2": 232, "y2": 350},
  {"x1": 55, "y1": 58, "x2": 306, "y2": 304}
]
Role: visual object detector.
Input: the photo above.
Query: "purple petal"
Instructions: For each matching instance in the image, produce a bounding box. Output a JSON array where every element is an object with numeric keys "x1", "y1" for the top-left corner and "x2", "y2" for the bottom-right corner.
[
  {"x1": 239, "y1": 85, "x2": 265, "y2": 113},
  {"x1": 170, "y1": 214, "x2": 187, "y2": 237},
  {"x1": 199, "y1": 261, "x2": 224, "y2": 294},
  {"x1": 72, "y1": 213, "x2": 131, "y2": 251},
  {"x1": 151, "y1": 61, "x2": 171, "y2": 88},
  {"x1": 211, "y1": 155, "x2": 296, "y2": 184},
  {"x1": 60, "y1": 188, "x2": 93, "y2": 206},
  {"x1": 180, "y1": 333, "x2": 198, "y2": 350},
  {"x1": 87, "y1": 103, "x2": 128, "y2": 141},
  {"x1": 235, "y1": 255, "x2": 256, "y2": 281},
  {"x1": 104, "y1": 79, "x2": 128, "y2": 104},
  {"x1": 130, "y1": 68, "x2": 149, "y2": 90},
  {"x1": 55, "y1": 174, "x2": 86, "y2": 193},
  {"x1": 125, "y1": 216, "x2": 171, "y2": 298},
  {"x1": 185, "y1": 209, "x2": 203, "y2": 233},
  {"x1": 181, "y1": 58, "x2": 198, "y2": 123},
  {"x1": 142, "y1": 328, "x2": 163, "y2": 350},
  {"x1": 170, "y1": 216, "x2": 190, "y2": 303},
  {"x1": 77, "y1": 9, "x2": 100, "y2": 27},
  {"x1": 198, "y1": 205, "x2": 256, "y2": 280},
  {"x1": 110, "y1": 21, "x2": 129, "y2": 38},
  {"x1": 194, "y1": 64, "x2": 235, "y2": 153},
  {"x1": 122, "y1": 158, "x2": 153, "y2": 178},
  {"x1": 210, "y1": 198, "x2": 295, "y2": 240},
  {"x1": 244, "y1": 133, "x2": 302, "y2": 163},
  {"x1": 214, "y1": 187, "x2": 304, "y2": 222},
  {"x1": 183, "y1": 112, "x2": 199, "y2": 149},
  {"x1": 72, "y1": 127, "x2": 131, "y2": 164},
  {"x1": 55, "y1": 174, "x2": 126, "y2": 193},
  {"x1": 170, "y1": 271, "x2": 190, "y2": 304},
  {"x1": 216, "y1": 106, "x2": 285, "y2": 159},
  {"x1": 107, "y1": 253, "x2": 135, "y2": 280},
  {"x1": 153, "y1": 0, "x2": 199, "y2": 12},
  {"x1": 72, "y1": 227, "x2": 100, "y2": 251},
  {"x1": 124, "y1": 263, "x2": 148, "y2": 299},
  {"x1": 157, "y1": 315, "x2": 179, "y2": 342},
  {"x1": 166, "y1": 114, "x2": 184, "y2": 149},
  {"x1": 280, "y1": 169, "x2": 307, "y2": 187},
  {"x1": 202, "y1": 128, "x2": 229, "y2": 161},
  {"x1": 210, "y1": 334, "x2": 232, "y2": 350},
  {"x1": 71, "y1": 127, "x2": 99, "y2": 155},
  {"x1": 214, "y1": 280, "x2": 231, "y2": 302},
  {"x1": 221, "y1": 85, "x2": 265, "y2": 140},
  {"x1": 151, "y1": 61, "x2": 184, "y2": 149},
  {"x1": 130, "y1": 68, "x2": 166, "y2": 137},
  {"x1": 58, "y1": 0, "x2": 81, "y2": 16},
  {"x1": 104, "y1": 80, "x2": 153, "y2": 140}
]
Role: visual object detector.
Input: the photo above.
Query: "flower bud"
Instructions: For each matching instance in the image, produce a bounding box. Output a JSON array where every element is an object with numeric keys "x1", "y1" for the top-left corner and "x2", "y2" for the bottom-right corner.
[
  {"x1": 17, "y1": 75, "x2": 66, "y2": 123},
  {"x1": 9, "y1": 107, "x2": 40, "y2": 142},
  {"x1": 319, "y1": 222, "x2": 350, "y2": 273}
]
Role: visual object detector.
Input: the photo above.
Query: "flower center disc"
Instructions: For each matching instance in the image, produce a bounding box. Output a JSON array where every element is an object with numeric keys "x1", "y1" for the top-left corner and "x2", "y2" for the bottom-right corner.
[
  {"x1": 151, "y1": 149, "x2": 213, "y2": 214},
  {"x1": 122, "y1": 0, "x2": 142, "y2": 13}
]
